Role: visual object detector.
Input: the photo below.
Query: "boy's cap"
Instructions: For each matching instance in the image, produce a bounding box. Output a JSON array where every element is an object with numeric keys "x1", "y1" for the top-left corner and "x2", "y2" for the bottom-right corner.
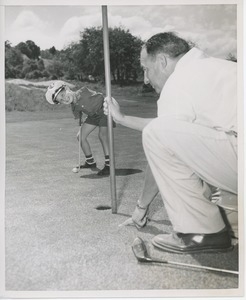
[{"x1": 45, "y1": 81, "x2": 66, "y2": 105}]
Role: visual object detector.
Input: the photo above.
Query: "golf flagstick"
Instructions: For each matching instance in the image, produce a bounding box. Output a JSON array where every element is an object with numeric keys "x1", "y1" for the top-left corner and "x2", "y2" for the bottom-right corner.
[
  {"x1": 78, "y1": 112, "x2": 82, "y2": 173},
  {"x1": 102, "y1": 6, "x2": 117, "y2": 214}
]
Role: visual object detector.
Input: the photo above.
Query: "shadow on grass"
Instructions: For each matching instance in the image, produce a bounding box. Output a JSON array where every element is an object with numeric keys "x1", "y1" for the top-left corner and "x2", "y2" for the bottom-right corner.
[
  {"x1": 148, "y1": 218, "x2": 172, "y2": 227},
  {"x1": 190, "y1": 243, "x2": 239, "y2": 275},
  {"x1": 80, "y1": 168, "x2": 143, "y2": 179},
  {"x1": 136, "y1": 224, "x2": 166, "y2": 235},
  {"x1": 94, "y1": 205, "x2": 112, "y2": 210}
]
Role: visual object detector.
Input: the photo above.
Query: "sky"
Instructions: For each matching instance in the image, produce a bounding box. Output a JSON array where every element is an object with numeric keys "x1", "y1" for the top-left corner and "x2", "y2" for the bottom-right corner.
[{"x1": 4, "y1": 3, "x2": 237, "y2": 59}]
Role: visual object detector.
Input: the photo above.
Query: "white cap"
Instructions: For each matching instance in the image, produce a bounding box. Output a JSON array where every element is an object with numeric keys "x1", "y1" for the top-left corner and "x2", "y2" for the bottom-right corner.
[{"x1": 45, "y1": 81, "x2": 66, "y2": 105}]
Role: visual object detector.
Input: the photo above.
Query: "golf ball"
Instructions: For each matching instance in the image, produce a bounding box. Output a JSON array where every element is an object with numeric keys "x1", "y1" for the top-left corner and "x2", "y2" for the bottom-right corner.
[{"x1": 72, "y1": 167, "x2": 79, "y2": 173}]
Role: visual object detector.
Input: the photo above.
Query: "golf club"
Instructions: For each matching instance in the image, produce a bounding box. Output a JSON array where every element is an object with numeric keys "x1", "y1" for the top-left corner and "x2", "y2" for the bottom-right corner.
[
  {"x1": 78, "y1": 125, "x2": 81, "y2": 173},
  {"x1": 72, "y1": 113, "x2": 82, "y2": 173},
  {"x1": 132, "y1": 237, "x2": 239, "y2": 275}
]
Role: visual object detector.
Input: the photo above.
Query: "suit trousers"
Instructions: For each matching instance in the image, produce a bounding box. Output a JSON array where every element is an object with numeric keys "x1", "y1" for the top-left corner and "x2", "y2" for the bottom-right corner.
[{"x1": 142, "y1": 117, "x2": 237, "y2": 234}]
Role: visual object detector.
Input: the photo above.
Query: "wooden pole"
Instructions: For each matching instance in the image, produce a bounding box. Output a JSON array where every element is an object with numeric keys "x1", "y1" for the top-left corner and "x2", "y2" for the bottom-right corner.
[{"x1": 102, "y1": 6, "x2": 117, "y2": 213}]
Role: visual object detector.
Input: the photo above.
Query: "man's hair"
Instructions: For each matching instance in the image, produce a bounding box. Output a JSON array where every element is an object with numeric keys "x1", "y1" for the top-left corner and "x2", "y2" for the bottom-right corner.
[{"x1": 143, "y1": 32, "x2": 191, "y2": 58}]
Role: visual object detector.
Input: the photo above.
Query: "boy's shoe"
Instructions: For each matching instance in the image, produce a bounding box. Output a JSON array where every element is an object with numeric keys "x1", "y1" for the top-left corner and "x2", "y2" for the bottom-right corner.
[
  {"x1": 80, "y1": 162, "x2": 97, "y2": 169},
  {"x1": 97, "y1": 165, "x2": 110, "y2": 176},
  {"x1": 72, "y1": 162, "x2": 97, "y2": 172}
]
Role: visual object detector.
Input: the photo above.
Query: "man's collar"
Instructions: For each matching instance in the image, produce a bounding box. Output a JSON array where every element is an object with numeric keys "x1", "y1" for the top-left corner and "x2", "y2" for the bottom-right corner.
[
  {"x1": 159, "y1": 48, "x2": 207, "y2": 97},
  {"x1": 175, "y1": 47, "x2": 208, "y2": 70}
]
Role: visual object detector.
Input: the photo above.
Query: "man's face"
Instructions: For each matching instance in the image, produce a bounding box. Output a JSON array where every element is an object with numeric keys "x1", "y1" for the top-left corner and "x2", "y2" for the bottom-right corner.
[
  {"x1": 55, "y1": 87, "x2": 73, "y2": 105},
  {"x1": 140, "y1": 47, "x2": 166, "y2": 94}
]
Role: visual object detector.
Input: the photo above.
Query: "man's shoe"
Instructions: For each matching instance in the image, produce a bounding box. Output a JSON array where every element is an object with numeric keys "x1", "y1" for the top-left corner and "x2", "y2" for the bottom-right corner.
[
  {"x1": 97, "y1": 165, "x2": 110, "y2": 176},
  {"x1": 152, "y1": 228, "x2": 233, "y2": 254}
]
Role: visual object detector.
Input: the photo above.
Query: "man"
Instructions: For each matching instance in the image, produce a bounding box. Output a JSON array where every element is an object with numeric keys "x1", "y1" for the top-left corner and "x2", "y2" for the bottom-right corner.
[
  {"x1": 104, "y1": 32, "x2": 237, "y2": 253},
  {"x1": 46, "y1": 81, "x2": 115, "y2": 176}
]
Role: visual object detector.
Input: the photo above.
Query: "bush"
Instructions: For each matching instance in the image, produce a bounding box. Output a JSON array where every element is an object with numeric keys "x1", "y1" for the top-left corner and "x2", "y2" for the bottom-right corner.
[
  {"x1": 5, "y1": 64, "x2": 16, "y2": 78},
  {"x1": 50, "y1": 75, "x2": 58, "y2": 80},
  {"x1": 25, "y1": 70, "x2": 43, "y2": 79},
  {"x1": 41, "y1": 70, "x2": 50, "y2": 78},
  {"x1": 22, "y1": 60, "x2": 39, "y2": 75}
]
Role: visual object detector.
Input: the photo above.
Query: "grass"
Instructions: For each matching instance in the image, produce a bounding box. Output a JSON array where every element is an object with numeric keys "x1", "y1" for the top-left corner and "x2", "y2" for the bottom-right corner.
[
  {"x1": 5, "y1": 82, "x2": 55, "y2": 112},
  {"x1": 4, "y1": 97, "x2": 239, "y2": 292},
  {"x1": 4, "y1": 78, "x2": 239, "y2": 292}
]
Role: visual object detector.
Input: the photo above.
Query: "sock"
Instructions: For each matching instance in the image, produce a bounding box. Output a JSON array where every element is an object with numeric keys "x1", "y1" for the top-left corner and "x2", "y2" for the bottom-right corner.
[
  {"x1": 105, "y1": 155, "x2": 110, "y2": 167},
  {"x1": 85, "y1": 155, "x2": 96, "y2": 165}
]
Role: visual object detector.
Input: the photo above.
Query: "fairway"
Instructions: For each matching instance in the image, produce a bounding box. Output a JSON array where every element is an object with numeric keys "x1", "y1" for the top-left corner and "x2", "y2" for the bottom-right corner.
[{"x1": 4, "y1": 97, "x2": 239, "y2": 293}]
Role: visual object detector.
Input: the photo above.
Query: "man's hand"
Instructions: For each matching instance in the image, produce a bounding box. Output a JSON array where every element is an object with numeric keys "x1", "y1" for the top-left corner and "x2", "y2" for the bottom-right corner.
[
  {"x1": 132, "y1": 203, "x2": 149, "y2": 227},
  {"x1": 211, "y1": 187, "x2": 238, "y2": 211},
  {"x1": 103, "y1": 97, "x2": 125, "y2": 123},
  {"x1": 119, "y1": 203, "x2": 149, "y2": 229}
]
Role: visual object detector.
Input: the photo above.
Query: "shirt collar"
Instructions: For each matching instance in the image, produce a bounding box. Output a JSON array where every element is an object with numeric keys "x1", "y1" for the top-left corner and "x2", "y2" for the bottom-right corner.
[
  {"x1": 159, "y1": 48, "x2": 207, "y2": 98},
  {"x1": 174, "y1": 47, "x2": 208, "y2": 71}
]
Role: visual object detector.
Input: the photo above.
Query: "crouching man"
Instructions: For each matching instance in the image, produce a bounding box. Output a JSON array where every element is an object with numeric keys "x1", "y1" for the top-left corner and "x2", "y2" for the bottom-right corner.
[{"x1": 104, "y1": 32, "x2": 238, "y2": 253}]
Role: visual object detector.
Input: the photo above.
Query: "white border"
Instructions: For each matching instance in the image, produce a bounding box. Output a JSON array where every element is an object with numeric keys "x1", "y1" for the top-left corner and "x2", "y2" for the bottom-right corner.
[
  {"x1": 0, "y1": 0, "x2": 244, "y2": 298},
  {"x1": 0, "y1": 0, "x2": 242, "y2": 5},
  {"x1": 0, "y1": 2, "x2": 6, "y2": 299}
]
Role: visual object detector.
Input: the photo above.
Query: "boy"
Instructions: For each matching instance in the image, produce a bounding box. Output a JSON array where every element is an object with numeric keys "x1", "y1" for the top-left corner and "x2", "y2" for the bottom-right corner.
[{"x1": 45, "y1": 80, "x2": 115, "y2": 176}]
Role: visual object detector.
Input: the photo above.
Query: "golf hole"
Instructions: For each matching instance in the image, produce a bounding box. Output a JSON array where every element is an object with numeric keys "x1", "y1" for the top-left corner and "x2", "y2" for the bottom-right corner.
[{"x1": 95, "y1": 205, "x2": 111, "y2": 210}]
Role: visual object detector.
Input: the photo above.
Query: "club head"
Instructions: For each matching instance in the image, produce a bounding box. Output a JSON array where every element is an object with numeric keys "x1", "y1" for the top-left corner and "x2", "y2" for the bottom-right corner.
[{"x1": 132, "y1": 237, "x2": 152, "y2": 262}]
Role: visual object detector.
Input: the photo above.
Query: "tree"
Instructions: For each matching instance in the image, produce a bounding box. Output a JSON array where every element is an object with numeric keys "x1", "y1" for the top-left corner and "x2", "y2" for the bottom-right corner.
[
  {"x1": 109, "y1": 27, "x2": 143, "y2": 84},
  {"x1": 57, "y1": 43, "x2": 86, "y2": 80},
  {"x1": 78, "y1": 26, "x2": 143, "y2": 83},
  {"x1": 41, "y1": 46, "x2": 59, "y2": 59},
  {"x1": 6, "y1": 27, "x2": 144, "y2": 82},
  {"x1": 26, "y1": 40, "x2": 40, "y2": 59},
  {"x1": 41, "y1": 49, "x2": 53, "y2": 59},
  {"x1": 5, "y1": 40, "x2": 12, "y2": 49},
  {"x1": 46, "y1": 60, "x2": 64, "y2": 79},
  {"x1": 5, "y1": 42, "x2": 24, "y2": 78},
  {"x1": 16, "y1": 42, "x2": 31, "y2": 58},
  {"x1": 49, "y1": 46, "x2": 57, "y2": 56},
  {"x1": 79, "y1": 27, "x2": 104, "y2": 79},
  {"x1": 16, "y1": 40, "x2": 40, "y2": 60}
]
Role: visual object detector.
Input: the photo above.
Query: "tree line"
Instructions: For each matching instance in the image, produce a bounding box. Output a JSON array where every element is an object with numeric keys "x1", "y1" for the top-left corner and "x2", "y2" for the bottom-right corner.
[
  {"x1": 5, "y1": 26, "x2": 237, "y2": 85},
  {"x1": 5, "y1": 26, "x2": 144, "y2": 85}
]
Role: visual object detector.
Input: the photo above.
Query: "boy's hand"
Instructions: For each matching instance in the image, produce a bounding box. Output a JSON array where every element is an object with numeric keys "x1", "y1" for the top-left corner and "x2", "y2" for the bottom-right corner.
[
  {"x1": 79, "y1": 111, "x2": 82, "y2": 126},
  {"x1": 71, "y1": 103, "x2": 81, "y2": 120}
]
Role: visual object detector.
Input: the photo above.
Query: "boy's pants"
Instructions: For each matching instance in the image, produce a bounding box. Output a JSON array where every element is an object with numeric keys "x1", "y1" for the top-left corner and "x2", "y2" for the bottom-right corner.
[{"x1": 142, "y1": 118, "x2": 237, "y2": 234}]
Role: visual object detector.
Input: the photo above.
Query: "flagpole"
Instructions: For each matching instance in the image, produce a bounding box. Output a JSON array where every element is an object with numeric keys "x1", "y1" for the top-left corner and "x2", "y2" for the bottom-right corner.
[{"x1": 102, "y1": 6, "x2": 117, "y2": 213}]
